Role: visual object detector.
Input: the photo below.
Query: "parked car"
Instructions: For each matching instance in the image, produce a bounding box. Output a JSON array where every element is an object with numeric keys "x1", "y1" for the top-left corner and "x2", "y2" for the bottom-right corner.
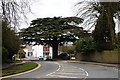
[
  {"x1": 39, "y1": 56, "x2": 47, "y2": 60},
  {"x1": 58, "y1": 52, "x2": 70, "y2": 60},
  {"x1": 39, "y1": 56, "x2": 44, "y2": 60}
]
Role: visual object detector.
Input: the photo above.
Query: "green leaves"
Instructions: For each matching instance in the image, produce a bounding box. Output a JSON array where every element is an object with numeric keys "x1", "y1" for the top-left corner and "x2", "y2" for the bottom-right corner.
[
  {"x1": 21, "y1": 17, "x2": 84, "y2": 44},
  {"x1": 17, "y1": 49, "x2": 25, "y2": 54},
  {"x1": 75, "y1": 37, "x2": 96, "y2": 53},
  {"x1": 2, "y1": 20, "x2": 21, "y2": 60}
]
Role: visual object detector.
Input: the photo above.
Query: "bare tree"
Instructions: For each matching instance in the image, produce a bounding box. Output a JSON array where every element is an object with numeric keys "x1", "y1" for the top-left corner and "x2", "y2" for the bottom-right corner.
[
  {"x1": 1, "y1": 0, "x2": 32, "y2": 31},
  {"x1": 75, "y1": 0, "x2": 119, "y2": 29},
  {"x1": 75, "y1": 0, "x2": 99, "y2": 29}
]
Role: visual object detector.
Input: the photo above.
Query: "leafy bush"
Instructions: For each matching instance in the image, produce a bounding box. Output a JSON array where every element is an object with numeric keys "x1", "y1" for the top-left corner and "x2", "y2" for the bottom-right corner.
[
  {"x1": 114, "y1": 44, "x2": 120, "y2": 51},
  {"x1": 2, "y1": 47, "x2": 9, "y2": 62},
  {"x1": 95, "y1": 42, "x2": 105, "y2": 52},
  {"x1": 75, "y1": 37, "x2": 96, "y2": 53},
  {"x1": 66, "y1": 49, "x2": 76, "y2": 57},
  {"x1": 66, "y1": 46, "x2": 75, "y2": 56},
  {"x1": 114, "y1": 32, "x2": 120, "y2": 51},
  {"x1": 2, "y1": 21, "x2": 21, "y2": 59},
  {"x1": 59, "y1": 45, "x2": 76, "y2": 56},
  {"x1": 17, "y1": 49, "x2": 26, "y2": 58}
]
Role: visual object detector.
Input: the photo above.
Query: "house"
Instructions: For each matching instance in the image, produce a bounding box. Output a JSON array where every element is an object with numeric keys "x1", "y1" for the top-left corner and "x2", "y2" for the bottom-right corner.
[
  {"x1": 22, "y1": 46, "x2": 34, "y2": 57},
  {"x1": 22, "y1": 45, "x2": 53, "y2": 59}
]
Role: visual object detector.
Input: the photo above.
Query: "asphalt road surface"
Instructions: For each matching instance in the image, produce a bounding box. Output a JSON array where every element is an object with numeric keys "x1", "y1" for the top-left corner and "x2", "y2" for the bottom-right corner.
[{"x1": 2, "y1": 61, "x2": 119, "y2": 80}]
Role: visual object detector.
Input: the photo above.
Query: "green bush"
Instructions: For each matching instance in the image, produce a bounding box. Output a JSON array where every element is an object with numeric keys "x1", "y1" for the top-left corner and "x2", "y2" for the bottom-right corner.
[
  {"x1": 114, "y1": 32, "x2": 120, "y2": 51},
  {"x1": 95, "y1": 42, "x2": 105, "y2": 52},
  {"x1": 66, "y1": 49, "x2": 75, "y2": 57},
  {"x1": 2, "y1": 21, "x2": 21, "y2": 60},
  {"x1": 114, "y1": 44, "x2": 120, "y2": 51},
  {"x1": 75, "y1": 37, "x2": 96, "y2": 53},
  {"x1": 2, "y1": 47, "x2": 9, "y2": 62},
  {"x1": 17, "y1": 49, "x2": 26, "y2": 58},
  {"x1": 59, "y1": 46, "x2": 76, "y2": 56}
]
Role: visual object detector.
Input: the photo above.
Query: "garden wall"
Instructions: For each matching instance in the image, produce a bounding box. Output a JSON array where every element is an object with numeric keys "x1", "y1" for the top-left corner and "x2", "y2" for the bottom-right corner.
[{"x1": 76, "y1": 51, "x2": 120, "y2": 63}]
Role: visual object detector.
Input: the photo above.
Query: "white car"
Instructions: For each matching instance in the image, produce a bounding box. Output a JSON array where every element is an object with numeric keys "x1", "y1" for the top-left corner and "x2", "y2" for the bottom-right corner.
[{"x1": 39, "y1": 56, "x2": 47, "y2": 60}]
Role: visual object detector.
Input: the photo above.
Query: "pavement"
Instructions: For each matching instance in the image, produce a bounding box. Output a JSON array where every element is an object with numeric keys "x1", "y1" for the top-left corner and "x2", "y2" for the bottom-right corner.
[{"x1": 66, "y1": 61, "x2": 120, "y2": 68}]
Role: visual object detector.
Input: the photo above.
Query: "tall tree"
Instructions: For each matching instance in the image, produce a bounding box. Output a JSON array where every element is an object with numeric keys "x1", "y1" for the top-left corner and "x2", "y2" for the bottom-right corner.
[
  {"x1": 20, "y1": 17, "x2": 85, "y2": 59},
  {"x1": 76, "y1": 1, "x2": 119, "y2": 49},
  {"x1": 2, "y1": 20, "x2": 21, "y2": 59}
]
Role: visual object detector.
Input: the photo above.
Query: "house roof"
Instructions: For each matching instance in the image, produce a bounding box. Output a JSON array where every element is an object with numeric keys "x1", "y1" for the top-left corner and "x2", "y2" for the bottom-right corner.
[{"x1": 23, "y1": 46, "x2": 32, "y2": 49}]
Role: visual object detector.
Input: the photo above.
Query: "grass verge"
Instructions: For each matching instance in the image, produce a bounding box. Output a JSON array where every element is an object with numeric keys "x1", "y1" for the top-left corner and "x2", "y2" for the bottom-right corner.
[{"x1": 1, "y1": 62, "x2": 38, "y2": 76}]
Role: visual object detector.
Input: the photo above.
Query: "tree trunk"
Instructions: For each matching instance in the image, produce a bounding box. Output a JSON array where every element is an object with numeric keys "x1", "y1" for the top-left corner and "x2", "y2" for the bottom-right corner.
[
  {"x1": 52, "y1": 37, "x2": 59, "y2": 59},
  {"x1": 108, "y1": 13, "x2": 116, "y2": 49},
  {"x1": 52, "y1": 41, "x2": 58, "y2": 59}
]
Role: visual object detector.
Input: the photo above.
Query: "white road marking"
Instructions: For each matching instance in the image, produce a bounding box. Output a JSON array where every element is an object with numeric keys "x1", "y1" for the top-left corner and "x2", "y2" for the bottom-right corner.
[
  {"x1": 50, "y1": 75, "x2": 79, "y2": 78},
  {"x1": 55, "y1": 72, "x2": 86, "y2": 75},
  {"x1": 79, "y1": 67, "x2": 89, "y2": 77},
  {"x1": 62, "y1": 68, "x2": 64, "y2": 71},
  {"x1": 58, "y1": 75, "x2": 79, "y2": 78},
  {"x1": 46, "y1": 62, "x2": 61, "y2": 76},
  {"x1": 73, "y1": 66, "x2": 89, "y2": 78},
  {"x1": 47, "y1": 62, "x2": 89, "y2": 79}
]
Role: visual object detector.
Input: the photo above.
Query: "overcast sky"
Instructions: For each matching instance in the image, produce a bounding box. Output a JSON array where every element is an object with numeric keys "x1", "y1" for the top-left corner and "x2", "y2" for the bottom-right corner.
[
  {"x1": 19, "y1": 0, "x2": 119, "y2": 33},
  {"x1": 20, "y1": 0, "x2": 80, "y2": 29}
]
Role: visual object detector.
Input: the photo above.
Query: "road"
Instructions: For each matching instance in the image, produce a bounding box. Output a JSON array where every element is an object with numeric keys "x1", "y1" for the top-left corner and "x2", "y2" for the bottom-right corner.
[{"x1": 2, "y1": 61, "x2": 119, "y2": 80}]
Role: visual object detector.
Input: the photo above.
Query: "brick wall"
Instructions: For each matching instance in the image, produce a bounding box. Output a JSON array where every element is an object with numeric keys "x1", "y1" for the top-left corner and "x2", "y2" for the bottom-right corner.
[{"x1": 76, "y1": 51, "x2": 120, "y2": 64}]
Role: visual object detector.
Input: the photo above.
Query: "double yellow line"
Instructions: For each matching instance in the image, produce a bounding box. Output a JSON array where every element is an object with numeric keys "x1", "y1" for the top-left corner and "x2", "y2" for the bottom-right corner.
[{"x1": 1, "y1": 62, "x2": 41, "y2": 79}]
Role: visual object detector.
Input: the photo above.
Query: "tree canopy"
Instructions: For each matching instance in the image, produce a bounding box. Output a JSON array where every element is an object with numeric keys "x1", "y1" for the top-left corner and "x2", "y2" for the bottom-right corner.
[{"x1": 20, "y1": 17, "x2": 88, "y2": 59}]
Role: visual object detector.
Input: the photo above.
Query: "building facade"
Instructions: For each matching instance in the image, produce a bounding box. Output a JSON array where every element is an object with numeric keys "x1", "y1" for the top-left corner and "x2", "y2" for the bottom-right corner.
[{"x1": 22, "y1": 45, "x2": 53, "y2": 59}]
